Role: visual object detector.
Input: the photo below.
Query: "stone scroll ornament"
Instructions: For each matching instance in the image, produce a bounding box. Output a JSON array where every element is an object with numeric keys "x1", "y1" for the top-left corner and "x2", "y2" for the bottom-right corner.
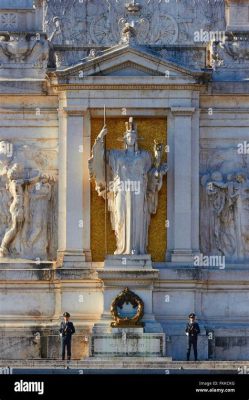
[
  {"x1": 110, "y1": 287, "x2": 144, "y2": 328},
  {"x1": 88, "y1": 117, "x2": 168, "y2": 256},
  {"x1": 0, "y1": 32, "x2": 49, "y2": 69}
]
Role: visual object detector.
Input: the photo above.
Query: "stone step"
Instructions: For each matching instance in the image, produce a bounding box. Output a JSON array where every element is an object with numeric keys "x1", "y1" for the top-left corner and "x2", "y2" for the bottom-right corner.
[{"x1": 0, "y1": 359, "x2": 247, "y2": 370}]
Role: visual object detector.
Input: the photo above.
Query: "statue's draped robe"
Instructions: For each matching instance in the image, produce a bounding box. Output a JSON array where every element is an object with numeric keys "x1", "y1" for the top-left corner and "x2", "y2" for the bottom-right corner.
[
  {"x1": 232, "y1": 180, "x2": 249, "y2": 258},
  {"x1": 89, "y1": 135, "x2": 160, "y2": 255}
]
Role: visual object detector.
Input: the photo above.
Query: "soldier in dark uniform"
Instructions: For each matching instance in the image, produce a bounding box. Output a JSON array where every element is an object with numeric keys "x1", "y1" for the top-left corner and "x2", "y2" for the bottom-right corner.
[
  {"x1": 185, "y1": 313, "x2": 200, "y2": 361},
  {"x1": 59, "y1": 312, "x2": 75, "y2": 360}
]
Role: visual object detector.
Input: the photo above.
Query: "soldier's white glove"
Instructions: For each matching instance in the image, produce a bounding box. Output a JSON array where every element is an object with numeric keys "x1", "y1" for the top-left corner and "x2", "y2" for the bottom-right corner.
[
  {"x1": 59, "y1": 333, "x2": 62, "y2": 337},
  {"x1": 186, "y1": 332, "x2": 189, "y2": 336}
]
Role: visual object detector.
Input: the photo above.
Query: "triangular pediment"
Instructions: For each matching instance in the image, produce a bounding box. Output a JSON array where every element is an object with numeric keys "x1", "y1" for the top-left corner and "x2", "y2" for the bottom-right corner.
[{"x1": 55, "y1": 44, "x2": 209, "y2": 85}]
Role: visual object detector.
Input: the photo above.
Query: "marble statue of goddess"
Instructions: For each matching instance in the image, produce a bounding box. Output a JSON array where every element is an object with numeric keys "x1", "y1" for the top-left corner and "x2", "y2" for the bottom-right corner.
[{"x1": 89, "y1": 117, "x2": 168, "y2": 255}]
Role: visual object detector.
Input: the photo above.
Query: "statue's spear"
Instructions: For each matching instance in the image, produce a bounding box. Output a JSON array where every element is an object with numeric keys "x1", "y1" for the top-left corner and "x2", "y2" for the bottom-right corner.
[{"x1": 104, "y1": 105, "x2": 108, "y2": 255}]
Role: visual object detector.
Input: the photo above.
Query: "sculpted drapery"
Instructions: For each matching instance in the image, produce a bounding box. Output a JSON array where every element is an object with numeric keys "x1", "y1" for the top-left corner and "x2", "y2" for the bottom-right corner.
[
  {"x1": 0, "y1": 141, "x2": 56, "y2": 260},
  {"x1": 89, "y1": 118, "x2": 168, "y2": 256}
]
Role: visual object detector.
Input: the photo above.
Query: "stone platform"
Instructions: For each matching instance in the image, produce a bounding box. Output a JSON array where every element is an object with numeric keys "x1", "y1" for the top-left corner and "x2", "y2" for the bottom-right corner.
[
  {"x1": 91, "y1": 329, "x2": 165, "y2": 357},
  {"x1": 0, "y1": 359, "x2": 248, "y2": 374},
  {"x1": 104, "y1": 255, "x2": 152, "y2": 269}
]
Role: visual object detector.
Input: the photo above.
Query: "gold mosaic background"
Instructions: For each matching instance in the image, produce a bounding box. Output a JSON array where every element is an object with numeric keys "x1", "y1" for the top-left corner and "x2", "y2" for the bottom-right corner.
[{"x1": 90, "y1": 117, "x2": 167, "y2": 261}]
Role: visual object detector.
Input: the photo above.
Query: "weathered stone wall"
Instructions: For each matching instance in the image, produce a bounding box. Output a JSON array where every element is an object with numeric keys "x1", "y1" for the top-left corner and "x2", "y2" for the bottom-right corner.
[{"x1": 1, "y1": 0, "x2": 249, "y2": 362}]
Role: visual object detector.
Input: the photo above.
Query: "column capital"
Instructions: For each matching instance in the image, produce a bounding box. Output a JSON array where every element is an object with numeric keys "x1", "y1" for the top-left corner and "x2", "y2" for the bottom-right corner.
[
  {"x1": 170, "y1": 107, "x2": 195, "y2": 116},
  {"x1": 61, "y1": 106, "x2": 88, "y2": 116}
]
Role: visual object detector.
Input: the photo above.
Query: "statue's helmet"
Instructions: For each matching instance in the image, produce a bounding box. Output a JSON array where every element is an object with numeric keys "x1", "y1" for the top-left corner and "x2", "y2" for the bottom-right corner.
[
  {"x1": 125, "y1": 117, "x2": 137, "y2": 134},
  {"x1": 124, "y1": 117, "x2": 137, "y2": 147}
]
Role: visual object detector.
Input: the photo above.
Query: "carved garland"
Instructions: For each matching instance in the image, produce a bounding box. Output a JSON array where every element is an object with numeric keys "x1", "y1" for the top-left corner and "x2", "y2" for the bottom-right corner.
[{"x1": 110, "y1": 287, "x2": 144, "y2": 327}]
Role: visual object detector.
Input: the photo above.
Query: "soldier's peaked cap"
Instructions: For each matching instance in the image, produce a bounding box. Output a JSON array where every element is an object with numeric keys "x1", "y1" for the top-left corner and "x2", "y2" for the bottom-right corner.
[
  {"x1": 63, "y1": 312, "x2": 70, "y2": 317},
  {"x1": 189, "y1": 313, "x2": 196, "y2": 318}
]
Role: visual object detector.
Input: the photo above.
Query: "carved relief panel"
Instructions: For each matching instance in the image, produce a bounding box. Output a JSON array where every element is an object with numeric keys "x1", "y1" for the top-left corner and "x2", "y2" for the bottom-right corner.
[
  {"x1": 200, "y1": 145, "x2": 249, "y2": 261},
  {"x1": 44, "y1": 0, "x2": 225, "y2": 47},
  {"x1": 0, "y1": 141, "x2": 58, "y2": 261}
]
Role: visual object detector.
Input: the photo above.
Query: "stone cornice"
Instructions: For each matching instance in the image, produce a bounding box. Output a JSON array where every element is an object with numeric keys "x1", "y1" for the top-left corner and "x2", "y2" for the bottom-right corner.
[
  {"x1": 0, "y1": 108, "x2": 57, "y2": 115},
  {"x1": 52, "y1": 83, "x2": 205, "y2": 91},
  {"x1": 60, "y1": 107, "x2": 88, "y2": 116},
  {"x1": 55, "y1": 44, "x2": 209, "y2": 83},
  {"x1": 171, "y1": 107, "x2": 196, "y2": 116}
]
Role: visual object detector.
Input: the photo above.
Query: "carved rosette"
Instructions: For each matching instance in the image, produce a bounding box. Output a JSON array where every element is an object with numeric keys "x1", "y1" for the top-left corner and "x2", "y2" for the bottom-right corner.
[
  {"x1": 153, "y1": 14, "x2": 178, "y2": 45},
  {"x1": 0, "y1": 13, "x2": 17, "y2": 30},
  {"x1": 110, "y1": 287, "x2": 144, "y2": 328},
  {"x1": 90, "y1": 14, "x2": 112, "y2": 45}
]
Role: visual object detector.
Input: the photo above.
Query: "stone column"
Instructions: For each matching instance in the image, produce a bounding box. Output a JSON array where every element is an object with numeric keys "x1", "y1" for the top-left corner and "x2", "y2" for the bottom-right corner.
[
  {"x1": 170, "y1": 107, "x2": 197, "y2": 262},
  {"x1": 82, "y1": 111, "x2": 91, "y2": 258},
  {"x1": 57, "y1": 105, "x2": 88, "y2": 267}
]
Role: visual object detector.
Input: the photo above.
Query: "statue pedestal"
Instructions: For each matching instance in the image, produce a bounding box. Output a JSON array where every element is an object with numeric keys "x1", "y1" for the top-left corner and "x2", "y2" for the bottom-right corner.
[
  {"x1": 91, "y1": 254, "x2": 165, "y2": 357},
  {"x1": 56, "y1": 250, "x2": 88, "y2": 268},
  {"x1": 104, "y1": 254, "x2": 152, "y2": 269},
  {"x1": 0, "y1": 258, "x2": 54, "y2": 269},
  {"x1": 90, "y1": 327, "x2": 165, "y2": 357},
  {"x1": 98, "y1": 256, "x2": 161, "y2": 333}
]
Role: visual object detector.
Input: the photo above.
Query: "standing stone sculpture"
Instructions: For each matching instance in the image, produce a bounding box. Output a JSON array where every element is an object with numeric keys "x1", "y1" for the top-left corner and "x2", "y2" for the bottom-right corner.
[
  {"x1": 0, "y1": 163, "x2": 27, "y2": 257},
  {"x1": 0, "y1": 162, "x2": 40, "y2": 257},
  {"x1": 0, "y1": 140, "x2": 56, "y2": 260},
  {"x1": 89, "y1": 117, "x2": 168, "y2": 255},
  {"x1": 206, "y1": 171, "x2": 227, "y2": 255}
]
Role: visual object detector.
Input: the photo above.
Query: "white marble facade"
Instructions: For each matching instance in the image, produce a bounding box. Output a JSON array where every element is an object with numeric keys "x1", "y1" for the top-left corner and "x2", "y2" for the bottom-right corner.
[{"x1": 1, "y1": 0, "x2": 249, "y2": 361}]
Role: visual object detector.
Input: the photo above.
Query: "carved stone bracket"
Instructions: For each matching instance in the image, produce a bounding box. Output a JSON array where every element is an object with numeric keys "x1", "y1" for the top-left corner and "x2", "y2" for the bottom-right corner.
[{"x1": 0, "y1": 32, "x2": 48, "y2": 65}]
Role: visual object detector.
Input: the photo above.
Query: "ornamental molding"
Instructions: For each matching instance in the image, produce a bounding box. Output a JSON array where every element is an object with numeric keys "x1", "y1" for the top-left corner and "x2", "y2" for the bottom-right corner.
[{"x1": 52, "y1": 83, "x2": 205, "y2": 91}]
